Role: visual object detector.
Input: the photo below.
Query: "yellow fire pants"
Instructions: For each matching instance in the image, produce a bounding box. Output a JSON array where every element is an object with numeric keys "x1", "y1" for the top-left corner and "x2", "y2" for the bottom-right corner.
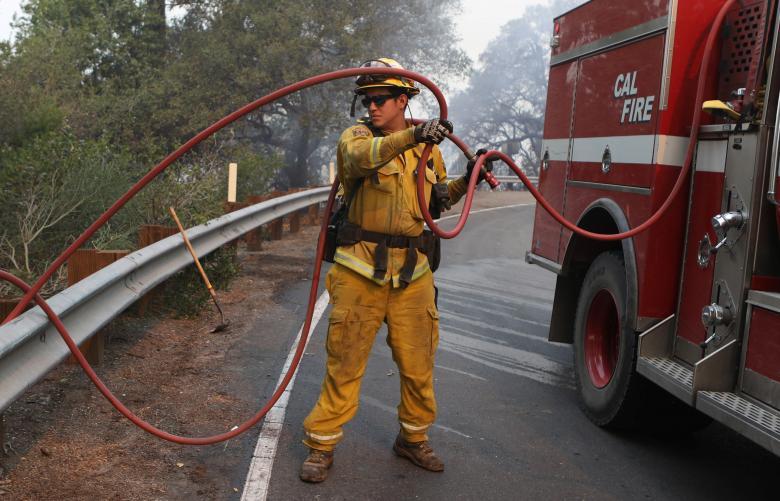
[{"x1": 303, "y1": 263, "x2": 440, "y2": 451}]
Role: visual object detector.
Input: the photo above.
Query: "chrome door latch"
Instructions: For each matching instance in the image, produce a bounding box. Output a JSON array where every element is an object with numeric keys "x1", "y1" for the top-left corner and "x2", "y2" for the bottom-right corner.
[
  {"x1": 601, "y1": 146, "x2": 611, "y2": 174},
  {"x1": 697, "y1": 189, "x2": 747, "y2": 268},
  {"x1": 700, "y1": 280, "x2": 737, "y2": 350}
]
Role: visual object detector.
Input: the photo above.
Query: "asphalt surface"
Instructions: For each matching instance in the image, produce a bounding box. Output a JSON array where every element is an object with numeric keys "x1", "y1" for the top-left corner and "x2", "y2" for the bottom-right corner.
[{"x1": 254, "y1": 203, "x2": 778, "y2": 500}]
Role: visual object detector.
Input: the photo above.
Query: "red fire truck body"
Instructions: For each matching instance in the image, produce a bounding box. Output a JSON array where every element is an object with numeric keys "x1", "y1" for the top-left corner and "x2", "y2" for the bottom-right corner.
[{"x1": 527, "y1": 0, "x2": 780, "y2": 454}]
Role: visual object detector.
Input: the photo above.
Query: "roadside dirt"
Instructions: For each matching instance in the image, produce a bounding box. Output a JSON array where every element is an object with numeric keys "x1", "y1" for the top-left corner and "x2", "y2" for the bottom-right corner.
[
  {"x1": 0, "y1": 220, "x2": 321, "y2": 500},
  {"x1": 0, "y1": 189, "x2": 532, "y2": 500}
]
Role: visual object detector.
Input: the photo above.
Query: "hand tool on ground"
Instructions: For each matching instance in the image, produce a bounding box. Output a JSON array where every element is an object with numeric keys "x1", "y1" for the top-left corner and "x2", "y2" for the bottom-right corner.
[{"x1": 168, "y1": 207, "x2": 230, "y2": 333}]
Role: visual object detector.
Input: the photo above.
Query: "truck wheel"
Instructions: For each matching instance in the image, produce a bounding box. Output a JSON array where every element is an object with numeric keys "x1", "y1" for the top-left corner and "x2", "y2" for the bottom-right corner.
[{"x1": 573, "y1": 251, "x2": 642, "y2": 428}]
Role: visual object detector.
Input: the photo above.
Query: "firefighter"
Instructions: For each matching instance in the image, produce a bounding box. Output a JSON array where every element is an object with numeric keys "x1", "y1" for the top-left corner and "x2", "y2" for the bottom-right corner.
[{"x1": 299, "y1": 58, "x2": 486, "y2": 483}]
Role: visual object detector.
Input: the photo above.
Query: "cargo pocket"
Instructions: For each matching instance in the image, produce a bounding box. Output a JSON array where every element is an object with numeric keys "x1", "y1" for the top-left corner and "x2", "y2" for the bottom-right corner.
[
  {"x1": 427, "y1": 306, "x2": 440, "y2": 357},
  {"x1": 411, "y1": 167, "x2": 438, "y2": 221},
  {"x1": 371, "y1": 163, "x2": 400, "y2": 195},
  {"x1": 326, "y1": 307, "x2": 349, "y2": 358}
]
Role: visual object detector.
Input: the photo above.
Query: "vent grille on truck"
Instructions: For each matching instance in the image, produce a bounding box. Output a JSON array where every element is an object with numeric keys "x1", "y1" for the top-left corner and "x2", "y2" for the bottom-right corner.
[{"x1": 719, "y1": 1, "x2": 767, "y2": 101}]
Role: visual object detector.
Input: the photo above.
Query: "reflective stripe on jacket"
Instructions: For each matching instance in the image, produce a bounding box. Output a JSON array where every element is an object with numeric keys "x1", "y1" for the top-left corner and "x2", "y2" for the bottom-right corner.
[{"x1": 334, "y1": 121, "x2": 468, "y2": 287}]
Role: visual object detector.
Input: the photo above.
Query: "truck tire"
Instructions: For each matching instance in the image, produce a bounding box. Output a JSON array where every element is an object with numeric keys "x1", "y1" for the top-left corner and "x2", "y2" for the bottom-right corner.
[
  {"x1": 573, "y1": 251, "x2": 711, "y2": 432},
  {"x1": 573, "y1": 251, "x2": 642, "y2": 428}
]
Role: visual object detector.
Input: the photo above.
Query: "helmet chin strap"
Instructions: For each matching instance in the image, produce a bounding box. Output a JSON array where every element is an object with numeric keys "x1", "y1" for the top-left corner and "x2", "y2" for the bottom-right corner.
[{"x1": 350, "y1": 94, "x2": 358, "y2": 117}]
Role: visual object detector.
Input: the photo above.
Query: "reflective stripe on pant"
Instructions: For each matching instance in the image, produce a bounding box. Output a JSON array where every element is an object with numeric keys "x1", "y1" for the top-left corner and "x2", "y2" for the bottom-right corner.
[{"x1": 303, "y1": 263, "x2": 440, "y2": 451}]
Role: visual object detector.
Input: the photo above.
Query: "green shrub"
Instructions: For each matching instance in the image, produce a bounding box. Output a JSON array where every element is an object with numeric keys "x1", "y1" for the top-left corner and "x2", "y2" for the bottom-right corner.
[{"x1": 163, "y1": 246, "x2": 240, "y2": 318}]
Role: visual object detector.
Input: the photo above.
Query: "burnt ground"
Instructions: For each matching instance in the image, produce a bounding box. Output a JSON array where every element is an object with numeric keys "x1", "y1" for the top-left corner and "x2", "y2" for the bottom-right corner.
[{"x1": 0, "y1": 189, "x2": 532, "y2": 500}]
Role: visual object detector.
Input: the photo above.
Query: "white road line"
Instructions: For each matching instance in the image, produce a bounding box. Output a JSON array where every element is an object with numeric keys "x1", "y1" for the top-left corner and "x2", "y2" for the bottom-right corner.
[{"x1": 240, "y1": 292, "x2": 330, "y2": 501}]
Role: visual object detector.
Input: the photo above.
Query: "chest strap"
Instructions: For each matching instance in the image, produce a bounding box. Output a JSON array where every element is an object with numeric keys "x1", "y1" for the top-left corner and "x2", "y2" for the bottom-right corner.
[{"x1": 336, "y1": 222, "x2": 435, "y2": 287}]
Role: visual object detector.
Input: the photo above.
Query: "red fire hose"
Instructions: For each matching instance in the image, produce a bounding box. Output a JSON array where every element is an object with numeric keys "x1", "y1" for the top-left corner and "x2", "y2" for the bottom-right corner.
[{"x1": 0, "y1": 0, "x2": 734, "y2": 445}]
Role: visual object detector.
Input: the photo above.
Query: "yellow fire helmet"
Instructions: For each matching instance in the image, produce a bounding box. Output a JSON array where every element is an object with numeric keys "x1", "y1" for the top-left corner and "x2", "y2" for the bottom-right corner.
[
  {"x1": 702, "y1": 99, "x2": 742, "y2": 121},
  {"x1": 354, "y1": 58, "x2": 421, "y2": 96}
]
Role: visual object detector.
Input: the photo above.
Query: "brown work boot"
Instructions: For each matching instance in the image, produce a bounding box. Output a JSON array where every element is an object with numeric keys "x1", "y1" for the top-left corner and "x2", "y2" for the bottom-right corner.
[
  {"x1": 393, "y1": 435, "x2": 444, "y2": 472},
  {"x1": 299, "y1": 448, "x2": 334, "y2": 483}
]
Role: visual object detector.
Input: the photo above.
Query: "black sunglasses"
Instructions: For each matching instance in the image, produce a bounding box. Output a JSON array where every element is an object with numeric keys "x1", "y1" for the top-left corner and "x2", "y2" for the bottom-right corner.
[{"x1": 361, "y1": 94, "x2": 397, "y2": 108}]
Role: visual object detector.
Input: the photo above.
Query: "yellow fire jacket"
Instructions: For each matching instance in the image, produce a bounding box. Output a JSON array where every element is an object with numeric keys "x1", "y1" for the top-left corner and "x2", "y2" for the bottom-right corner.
[{"x1": 334, "y1": 121, "x2": 468, "y2": 287}]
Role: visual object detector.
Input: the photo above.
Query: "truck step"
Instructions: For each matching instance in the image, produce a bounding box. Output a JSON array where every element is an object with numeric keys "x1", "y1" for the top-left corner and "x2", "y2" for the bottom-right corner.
[
  {"x1": 697, "y1": 391, "x2": 780, "y2": 456},
  {"x1": 637, "y1": 356, "x2": 695, "y2": 405}
]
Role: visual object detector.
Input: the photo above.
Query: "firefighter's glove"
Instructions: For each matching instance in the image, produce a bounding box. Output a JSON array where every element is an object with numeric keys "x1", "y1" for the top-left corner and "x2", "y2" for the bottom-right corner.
[
  {"x1": 464, "y1": 148, "x2": 493, "y2": 184},
  {"x1": 414, "y1": 119, "x2": 453, "y2": 145},
  {"x1": 432, "y1": 182, "x2": 452, "y2": 212}
]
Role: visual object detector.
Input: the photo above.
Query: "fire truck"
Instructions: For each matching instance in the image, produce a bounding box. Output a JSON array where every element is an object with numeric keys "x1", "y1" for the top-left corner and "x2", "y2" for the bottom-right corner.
[{"x1": 526, "y1": 0, "x2": 780, "y2": 454}]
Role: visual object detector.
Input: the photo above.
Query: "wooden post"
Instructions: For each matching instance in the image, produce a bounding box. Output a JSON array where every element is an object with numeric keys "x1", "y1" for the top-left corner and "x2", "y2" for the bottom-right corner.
[
  {"x1": 0, "y1": 297, "x2": 34, "y2": 324},
  {"x1": 269, "y1": 191, "x2": 286, "y2": 240},
  {"x1": 66, "y1": 250, "x2": 128, "y2": 365},
  {"x1": 247, "y1": 192, "x2": 286, "y2": 242},
  {"x1": 138, "y1": 225, "x2": 179, "y2": 248},
  {"x1": 269, "y1": 217, "x2": 284, "y2": 240},
  {"x1": 287, "y1": 188, "x2": 302, "y2": 233},
  {"x1": 307, "y1": 203, "x2": 320, "y2": 225},
  {"x1": 81, "y1": 330, "x2": 105, "y2": 365},
  {"x1": 1, "y1": 299, "x2": 18, "y2": 324},
  {"x1": 245, "y1": 195, "x2": 268, "y2": 251},
  {"x1": 289, "y1": 211, "x2": 301, "y2": 233},
  {"x1": 67, "y1": 249, "x2": 99, "y2": 286},
  {"x1": 228, "y1": 162, "x2": 238, "y2": 203},
  {"x1": 136, "y1": 225, "x2": 178, "y2": 315},
  {"x1": 329, "y1": 161, "x2": 336, "y2": 184}
]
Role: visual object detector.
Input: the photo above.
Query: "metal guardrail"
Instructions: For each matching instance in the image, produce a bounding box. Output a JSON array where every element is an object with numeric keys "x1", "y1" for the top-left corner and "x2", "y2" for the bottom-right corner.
[
  {"x1": 0, "y1": 187, "x2": 330, "y2": 412},
  {"x1": 494, "y1": 175, "x2": 538, "y2": 185}
]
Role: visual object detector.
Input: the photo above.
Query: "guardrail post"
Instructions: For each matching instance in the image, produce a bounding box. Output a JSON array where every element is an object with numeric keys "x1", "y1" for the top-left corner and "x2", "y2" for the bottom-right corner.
[
  {"x1": 136, "y1": 225, "x2": 179, "y2": 315},
  {"x1": 269, "y1": 217, "x2": 284, "y2": 240},
  {"x1": 244, "y1": 196, "x2": 268, "y2": 251},
  {"x1": 306, "y1": 203, "x2": 320, "y2": 225},
  {"x1": 1, "y1": 299, "x2": 17, "y2": 324},
  {"x1": 289, "y1": 211, "x2": 301, "y2": 233},
  {"x1": 139, "y1": 225, "x2": 179, "y2": 248},
  {"x1": 66, "y1": 250, "x2": 128, "y2": 365},
  {"x1": 287, "y1": 188, "x2": 304, "y2": 232},
  {"x1": 248, "y1": 192, "x2": 285, "y2": 241},
  {"x1": 267, "y1": 191, "x2": 286, "y2": 240},
  {"x1": 1, "y1": 297, "x2": 33, "y2": 324},
  {"x1": 67, "y1": 249, "x2": 99, "y2": 286}
]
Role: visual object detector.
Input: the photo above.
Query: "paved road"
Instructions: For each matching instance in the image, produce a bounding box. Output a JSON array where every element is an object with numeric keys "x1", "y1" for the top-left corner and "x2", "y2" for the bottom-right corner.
[{"x1": 252, "y1": 203, "x2": 777, "y2": 500}]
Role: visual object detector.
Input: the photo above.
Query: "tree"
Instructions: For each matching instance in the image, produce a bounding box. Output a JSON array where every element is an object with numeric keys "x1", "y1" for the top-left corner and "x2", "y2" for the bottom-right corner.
[
  {"x1": 165, "y1": 0, "x2": 471, "y2": 188},
  {"x1": 448, "y1": 0, "x2": 579, "y2": 176},
  {"x1": 0, "y1": 0, "x2": 472, "y2": 296},
  {"x1": 0, "y1": 130, "x2": 133, "y2": 294}
]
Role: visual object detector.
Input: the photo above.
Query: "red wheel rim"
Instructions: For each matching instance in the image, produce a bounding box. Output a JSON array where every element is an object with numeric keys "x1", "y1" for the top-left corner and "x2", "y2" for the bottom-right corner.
[{"x1": 584, "y1": 290, "x2": 620, "y2": 388}]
